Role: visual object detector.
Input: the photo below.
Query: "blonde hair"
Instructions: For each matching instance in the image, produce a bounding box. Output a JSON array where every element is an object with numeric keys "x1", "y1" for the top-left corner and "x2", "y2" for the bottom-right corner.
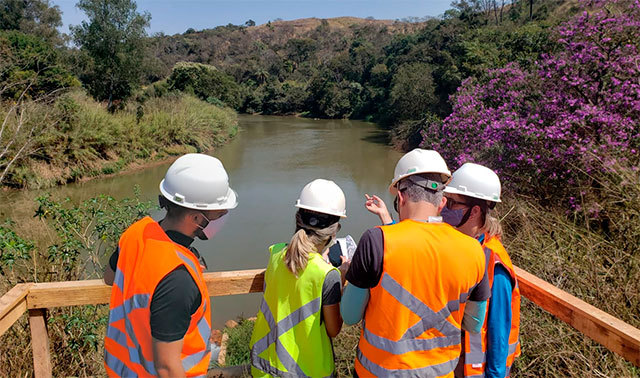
[
  {"x1": 285, "y1": 211, "x2": 340, "y2": 276},
  {"x1": 481, "y1": 210, "x2": 503, "y2": 239}
]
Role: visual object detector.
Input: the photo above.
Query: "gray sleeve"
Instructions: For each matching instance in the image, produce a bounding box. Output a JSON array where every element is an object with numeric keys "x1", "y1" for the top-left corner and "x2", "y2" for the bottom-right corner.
[{"x1": 321, "y1": 269, "x2": 342, "y2": 306}]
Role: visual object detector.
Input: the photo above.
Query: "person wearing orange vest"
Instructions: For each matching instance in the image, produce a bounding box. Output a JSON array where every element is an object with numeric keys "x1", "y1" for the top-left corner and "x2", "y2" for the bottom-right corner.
[
  {"x1": 441, "y1": 163, "x2": 521, "y2": 378},
  {"x1": 341, "y1": 149, "x2": 491, "y2": 377},
  {"x1": 102, "y1": 153, "x2": 238, "y2": 377}
]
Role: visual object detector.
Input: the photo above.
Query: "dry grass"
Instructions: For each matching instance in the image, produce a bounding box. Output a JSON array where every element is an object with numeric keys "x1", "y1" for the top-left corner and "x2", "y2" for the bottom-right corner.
[
  {"x1": 1, "y1": 90, "x2": 238, "y2": 189},
  {"x1": 501, "y1": 163, "x2": 640, "y2": 376}
]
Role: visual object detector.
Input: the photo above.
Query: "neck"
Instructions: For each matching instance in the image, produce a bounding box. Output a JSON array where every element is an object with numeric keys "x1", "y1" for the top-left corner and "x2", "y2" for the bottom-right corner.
[
  {"x1": 458, "y1": 222, "x2": 483, "y2": 238},
  {"x1": 400, "y1": 201, "x2": 439, "y2": 222},
  {"x1": 159, "y1": 216, "x2": 195, "y2": 238}
]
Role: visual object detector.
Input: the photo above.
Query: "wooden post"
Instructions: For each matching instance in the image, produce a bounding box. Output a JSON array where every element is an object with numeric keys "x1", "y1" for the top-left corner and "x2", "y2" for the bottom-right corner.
[{"x1": 29, "y1": 308, "x2": 52, "y2": 378}]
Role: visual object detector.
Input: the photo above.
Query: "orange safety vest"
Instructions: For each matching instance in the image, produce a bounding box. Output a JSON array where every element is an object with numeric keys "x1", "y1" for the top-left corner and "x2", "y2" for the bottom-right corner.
[
  {"x1": 356, "y1": 220, "x2": 487, "y2": 377},
  {"x1": 104, "y1": 216, "x2": 212, "y2": 377},
  {"x1": 461, "y1": 235, "x2": 521, "y2": 378}
]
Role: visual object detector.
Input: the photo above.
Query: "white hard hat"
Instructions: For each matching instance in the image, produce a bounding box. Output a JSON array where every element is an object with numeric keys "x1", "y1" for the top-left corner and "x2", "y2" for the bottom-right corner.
[
  {"x1": 444, "y1": 163, "x2": 501, "y2": 203},
  {"x1": 389, "y1": 149, "x2": 451, "y2": 195},
  {"x1": 159, "y1": 153, "x2": 238, "y2": 210},
  {"x1": 295, "y1": 179, "x2": 347, "y2": 218}
]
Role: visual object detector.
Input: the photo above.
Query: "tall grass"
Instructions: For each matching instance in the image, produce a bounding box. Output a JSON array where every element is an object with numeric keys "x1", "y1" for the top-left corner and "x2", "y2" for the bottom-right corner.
[
  {"x1": 502, "y1": 164, "x2": 640, "y2": 377},
  {"x1": 2, "y1": 90, "x2": 238, "y2": 189}
]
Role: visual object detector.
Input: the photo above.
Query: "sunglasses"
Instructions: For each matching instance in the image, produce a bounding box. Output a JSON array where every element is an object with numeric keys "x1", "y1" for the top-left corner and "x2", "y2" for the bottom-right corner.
[
  {"x1": 299, "y1": 209, "x2": 340, "y2": 228},
  {"x1": 445, "y1": 197, "x2": 470, "y2": 209}
]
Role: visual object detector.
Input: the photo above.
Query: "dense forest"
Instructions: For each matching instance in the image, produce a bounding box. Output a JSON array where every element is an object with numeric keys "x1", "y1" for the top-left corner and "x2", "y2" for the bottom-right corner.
[{"x1": 146, "y1": 0, "x2": 571, "y2": 147}]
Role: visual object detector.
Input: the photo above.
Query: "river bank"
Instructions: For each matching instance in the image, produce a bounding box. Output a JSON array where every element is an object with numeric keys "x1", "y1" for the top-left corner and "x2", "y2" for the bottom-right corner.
[{"x1": 0, "y1": 90, "x2": 238, "y2": 190}]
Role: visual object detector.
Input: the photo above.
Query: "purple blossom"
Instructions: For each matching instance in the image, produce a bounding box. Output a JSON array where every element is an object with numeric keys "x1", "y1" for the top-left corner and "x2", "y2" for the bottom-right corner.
[{"x1": 421, "y1": 0, "x2": 640, "y2": 208}]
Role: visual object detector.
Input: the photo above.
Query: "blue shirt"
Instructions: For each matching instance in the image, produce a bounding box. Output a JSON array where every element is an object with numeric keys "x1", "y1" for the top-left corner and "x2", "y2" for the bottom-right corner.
[{"x1": 485, "y1": 265, "x2": 513, "y2": 378}]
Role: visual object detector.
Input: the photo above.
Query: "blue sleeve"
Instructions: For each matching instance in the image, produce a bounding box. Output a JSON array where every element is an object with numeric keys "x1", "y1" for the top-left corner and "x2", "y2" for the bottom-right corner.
[
  {"x1": 340, "y1": 283, "x2": 370, "y2": 325},
  {"x1": 462, "y1": 300, "x2": 487, "y2": 334},
  {"x1": 485, "y1": 265, "x2": 513, "y2": 378}
]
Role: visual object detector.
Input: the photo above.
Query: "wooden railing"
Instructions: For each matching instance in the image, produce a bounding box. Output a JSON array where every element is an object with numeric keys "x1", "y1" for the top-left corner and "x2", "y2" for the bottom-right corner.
[{"x1": 1, "y1": 267, "x2": 639, "y2": 377}]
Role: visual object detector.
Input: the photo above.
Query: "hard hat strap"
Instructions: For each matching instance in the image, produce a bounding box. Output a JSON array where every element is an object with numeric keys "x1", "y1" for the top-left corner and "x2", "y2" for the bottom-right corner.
[{"x1": 401, "y1": 175, "x2": 445, "y2": 192}]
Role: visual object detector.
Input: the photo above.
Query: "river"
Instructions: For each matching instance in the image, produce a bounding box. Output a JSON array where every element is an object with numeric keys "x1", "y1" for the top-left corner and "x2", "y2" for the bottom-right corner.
[{"x1": 0, "y1": 115, "x2": 403, "y2": 328}]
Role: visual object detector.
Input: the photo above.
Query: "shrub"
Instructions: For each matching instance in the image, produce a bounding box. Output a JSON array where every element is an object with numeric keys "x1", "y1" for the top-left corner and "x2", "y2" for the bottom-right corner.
[
  {"x1": 0, "y1": 189, "x2": 155, "y2": 376},
  {"x1": 0, "y1": 30, "x2": 79, "y2": 100},
  {"x1": 223, "y1": 319, "x2": 254, "y2": 367},
  {"x1": 421, "y1": 0, "x2": 640, "y2": 207},
  {"x1": 168, "y1": 62, "x2": 244, "y2": 109}
]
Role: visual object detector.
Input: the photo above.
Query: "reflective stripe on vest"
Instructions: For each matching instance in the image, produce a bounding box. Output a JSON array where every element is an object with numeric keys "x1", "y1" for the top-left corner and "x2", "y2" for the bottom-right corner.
[
  {"x1": 250, "y1": 243, "x2": 336, "y2": 377},
  {"x1": 357, "y1": 221, "x2": 488, "y2": 377},
  {"x1": 462, "y1": 237, "x2": 521, "y2": 378},
  {"x1": 251, "y1": 296, "x2": 321, "y2": 377},
  {"x1": 104, "y1": 217, "x2": 212, "y2": 377},
  {"x1": 105, "y1": 265, "x2": 157, "y2": 376},
  {"x1": 361, "y1": 273, "x2": 462, "y2": 355},
  {"x1": 357, "y1": 273, "x2": 463, "y2": 376},
  {"x1": 182, "y1": 300, "x2": 212, "y2": 372}
]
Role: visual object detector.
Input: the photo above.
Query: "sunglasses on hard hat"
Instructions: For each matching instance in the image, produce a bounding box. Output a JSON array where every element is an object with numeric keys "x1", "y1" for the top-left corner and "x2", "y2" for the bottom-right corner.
[{"x1": 299, "y1": 209, "x2": 340, "y2": 229}]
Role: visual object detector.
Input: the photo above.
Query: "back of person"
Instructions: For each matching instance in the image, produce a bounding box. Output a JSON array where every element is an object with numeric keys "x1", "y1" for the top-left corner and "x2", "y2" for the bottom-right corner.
[
  {"x1": 357, "y1": 219, "x2": 487, "y2": 377},
  {"x1": 105, "y1": 217, "x2": 212, "y2": 377},
  {"x1": 250, "y1": 179, "x2": 349, "y2": 378},
  {"x1": 251, "y1": 243, "x2": 336, "y2": 377}
]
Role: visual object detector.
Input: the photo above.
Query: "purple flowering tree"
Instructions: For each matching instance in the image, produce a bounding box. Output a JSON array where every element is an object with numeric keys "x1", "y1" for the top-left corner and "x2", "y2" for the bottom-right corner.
[{"x1": 422, "y1": 0, "x2": 640, "y2": 203}]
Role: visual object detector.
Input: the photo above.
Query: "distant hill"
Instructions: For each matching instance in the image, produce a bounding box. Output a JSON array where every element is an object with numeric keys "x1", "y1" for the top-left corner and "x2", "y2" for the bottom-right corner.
[{"x1": 147, "y1": 17, "x2": 425, "y2": 81}]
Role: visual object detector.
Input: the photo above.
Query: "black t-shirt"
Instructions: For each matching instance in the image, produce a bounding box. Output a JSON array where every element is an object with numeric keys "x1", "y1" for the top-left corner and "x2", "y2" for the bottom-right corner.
[
  {"x1": 346, "y1": 226, "x2": 491, "y2": 302},
  {"x1": 322, "y1": 269, "x2": 341, "y2": 306},
  {"x1": 109, "y1": 230, "x2": 203, "y2": 342}
]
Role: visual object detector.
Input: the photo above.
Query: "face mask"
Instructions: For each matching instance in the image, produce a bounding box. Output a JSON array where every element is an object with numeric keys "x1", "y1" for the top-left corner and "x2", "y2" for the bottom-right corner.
[
  {"x1": 441, "y1": 206, "x2": 466, "y2": 227},
  {"x1": 197, "y1": 213, "x2": 227, "y2": 240}
]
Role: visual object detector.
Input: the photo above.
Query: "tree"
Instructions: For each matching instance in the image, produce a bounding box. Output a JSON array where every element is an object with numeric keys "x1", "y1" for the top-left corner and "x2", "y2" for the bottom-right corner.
[
  {"x1": 421, "y1": 0, "x2": 640, "y2": 201},
  {"x1": 389, "y1": 63, "x2": 437, "y2": 121},
  {"x1": 167, "y1": 62, "x2": 244, "y2": 109},
  {"x1": 0, "y1": 0, "x2": 63, "y2": 44},
  {"x1": 71, "y1": 0, "x2": 150, "y2": 111},
  {"x1": 245, "y1": 19, "x2": 255, "y2": 27},
  {"x1": 0, "y1": 31, "x2": 78, "y2": 100}
]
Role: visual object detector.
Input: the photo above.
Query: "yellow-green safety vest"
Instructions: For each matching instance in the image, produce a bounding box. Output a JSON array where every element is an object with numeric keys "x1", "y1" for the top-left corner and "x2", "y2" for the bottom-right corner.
[{"x1": 250, "y1": 243, "x2": 337, "y2": 378}]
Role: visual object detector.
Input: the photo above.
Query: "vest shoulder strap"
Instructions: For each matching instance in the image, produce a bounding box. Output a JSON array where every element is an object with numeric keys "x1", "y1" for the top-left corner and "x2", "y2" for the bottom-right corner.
[{"x1": 269, "y1": 243, "x2": 288, "y2": 255}]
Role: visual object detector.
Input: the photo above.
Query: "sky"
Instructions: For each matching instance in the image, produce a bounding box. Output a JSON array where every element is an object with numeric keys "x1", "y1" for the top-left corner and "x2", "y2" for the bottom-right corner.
[{"x1": 52, "y1": 0, "x2": 453, "y2": 36}]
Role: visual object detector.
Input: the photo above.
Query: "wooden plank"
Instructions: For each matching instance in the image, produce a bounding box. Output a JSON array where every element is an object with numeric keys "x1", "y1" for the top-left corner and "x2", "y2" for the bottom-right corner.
[
  {"x1": 515, "y1": 266, "x2": 640, "y2": 367},
  {"x1": 26, "y1": 270, "x2": 266, "y2": 309},
  {"x1": 204, "y1": 269, "x2": 265, "y2": 297},
  {"x1": 29, "y1": 309, "x2": 52, "y2": 378},
  {"x1": 27, "y1": 279, "x2": 112, "y2": 309},
  {"x1": 0, "y1": 283, "x2": 31, "y2": 337}
]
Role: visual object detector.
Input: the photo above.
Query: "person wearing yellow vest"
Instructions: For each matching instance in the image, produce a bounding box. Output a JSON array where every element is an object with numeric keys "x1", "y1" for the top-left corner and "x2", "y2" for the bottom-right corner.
[
  {"x1": 102, "y1": 153, "x2": 238, "y2": 377},
  {"x1": 341, "y1": 149, "x2": 491, "y2": 377},
  {"x1": 441, "y1": 163, "x2": 521, "y2": 378},
  {"x1": 250, "y1": 179, "x2": 351, "y2": 377}
]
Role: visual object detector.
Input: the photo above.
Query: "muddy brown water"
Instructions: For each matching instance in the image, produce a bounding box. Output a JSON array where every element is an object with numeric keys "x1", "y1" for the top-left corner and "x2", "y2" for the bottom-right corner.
[{"x1": 0, "y1": 115, "x2": 403, "y2": 328}]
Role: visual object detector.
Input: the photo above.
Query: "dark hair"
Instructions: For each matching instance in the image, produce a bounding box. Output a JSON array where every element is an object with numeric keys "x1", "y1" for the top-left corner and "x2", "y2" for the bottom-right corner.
[{"x1": 158, "y1": 195, "x2": 192, "y2": 219}]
